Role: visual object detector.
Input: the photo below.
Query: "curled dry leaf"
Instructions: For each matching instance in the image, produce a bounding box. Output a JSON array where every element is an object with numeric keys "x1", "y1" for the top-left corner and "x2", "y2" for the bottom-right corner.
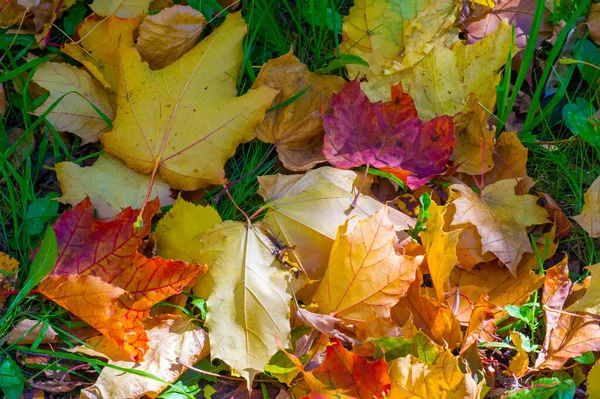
[
  {"x1": 572, "y1": 175, "x2": 600, "y2": 238},
  {"x1": 154, "y1": 196, "x2": 222, "y2": 264},
  {"x1": 392, "y1": 273, "x2": 463, "y2": 349},
  {"x1": 538, "y1": 192, "x2": 572, "y2": 239},
  {"x1": 31, "y1": 62, "x2": 114, "y2": 144},
  {"x1": 588, "y1": 4, "x2": 600, "y2": 46},
  {"x1": 37, "y1": 198, "x2": 206, "y2": 361},
  {"x1": 80, "y1": 316, "x2": 209, "y2": 399},
  {"x1": 420, "y1": 201, "x2": 460, "y2": 302},
  {"x1": 194, "y1": 220, "x2": 291, "y2": 386},
  {"x1": 257, "y1": 167, "x2": 414, "y2": 300},
  {"x1": 56, "y1": 154, "x2": 173, "y2": 220},
  {"x1": 450, "y1": 179, "x2": 549, "y2": 273},
  {"x1": 61, "y1": 15, "x2": 140, "y2": 91},
  {"x1": 322, "y1": 80, "x2": 456, "y2": 189},
  {"x1": 296, "y1": 308, "x2": 358, "y2": 346},
  {"x1": 448, "y1": 261, "x2": 544, "y2": 324},
  {"x1": 387, "y1": 350, "x2": 481, "y2": 399},
  {"x1": 7, "y1": 319, "x2": 58, "y2": 345},
  {"x1": 568, "y1": 263, "x2": 600, "y2": 315},
  {"x1": 341, "y1": 0, "x2": 459, "y2": 78},
  {"x1": 313, "y1": 207, "x2": 422, "y2": 336},
  {"x1": 101, "y1": 12, "x2": 278, "y2": 190},
  {"x1": 454, "y1": 225, "x2": 497, "y2": 270},
  {"x1": 252, "y1": 52, "x2": 346, "y2": 171},
  {"x1": 90, "y1": 0, "x2": 151, "y2": 17},
  {"x1": 136, "y1": 5, "x2": 206, "y2": 70},
  {"x1": 362, "y1": 21, "x2": 517, "y2": 121},
  {"x1": 460, "y1": 295, "x2": 500, "y2": 355}
]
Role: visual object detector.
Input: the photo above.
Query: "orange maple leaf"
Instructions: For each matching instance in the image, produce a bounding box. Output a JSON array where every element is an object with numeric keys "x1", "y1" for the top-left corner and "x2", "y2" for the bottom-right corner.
[{"x1": 37, "y1": 198, "x2": 207, "y2": 361}]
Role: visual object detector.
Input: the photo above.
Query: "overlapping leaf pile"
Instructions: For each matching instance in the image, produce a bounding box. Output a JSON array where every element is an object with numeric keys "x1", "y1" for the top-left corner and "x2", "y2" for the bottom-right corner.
[{"x1": 1, "y1": 0, "x2": 600, "y2": 398}]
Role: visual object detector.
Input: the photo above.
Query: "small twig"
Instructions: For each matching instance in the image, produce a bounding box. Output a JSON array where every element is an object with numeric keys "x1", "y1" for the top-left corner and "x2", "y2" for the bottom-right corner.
[
  {"x1": 175, "y1": 358, "x2": 275, "y2": 383},
  {"x1": 224, "y1": 186, "x2": 251, "y2": 225},
  {"x1": 348, "y1": 164, "x2": 369, "y2": 213},
  {"x1": 542, "y1": 304, "x2": 599, "y2": 319}
]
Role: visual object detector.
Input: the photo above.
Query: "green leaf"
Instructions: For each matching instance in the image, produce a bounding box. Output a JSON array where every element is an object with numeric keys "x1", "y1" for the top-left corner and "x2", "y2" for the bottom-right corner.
[
  {"x1": 573, "y1": 351, "x2": 595, "y2": 364},
  {"x1": 63, "y1": 1, "x2": 87, "y2": 36},
  {"x1": 504, "y1": 375, "x2": 575, "y2": 399},
  {"x1": 370, "y1": 331, "x2": 439, "y2": 364},
  {"x1": 265, "y1": 350, "x2": 301, "y2": 384},
  {"x1": 575, "y1": 40, "x2": 600, "y2": 85},
  {"x1": 562, "y1": 97, "x2": 600, "y2": 152},
  {"x1": 191, "y1": 298, "x2": 207, "y2": 320},
  {"x1": 301, "y1": 7, "x2": 342, "y2": 32},
  {"x1": 505, "y1": 304, "x2": 533, "y2": 324},
  {"x1": 315, "y1": 54, "x2": 369, "y2": 75},
  {"x1": 0, "y1": 358, "x2": 24, "y2": 399},
  {"x1": 25, "y1": 193, "x2": 59, "y2": 236}
]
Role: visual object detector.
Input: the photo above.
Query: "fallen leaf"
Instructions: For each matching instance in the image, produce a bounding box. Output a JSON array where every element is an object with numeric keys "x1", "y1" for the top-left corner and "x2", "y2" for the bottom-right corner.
[
  {"x1": 0, "y1": 251, "x2": 19, "y2": 308},
  {"x1": 136, "y1": 5, "x2": 206, "y2": 70},
  {"x1": 0, "y1": 1, "x2": 27, "y2": 28},
  {"x1": 7, "y1": 319, "x2": 58, "y2": 345},
  {"x1": 587, "y1": 360, "x2": 600, "y2": 397},
  {"x1": 322, "y1": 80, "x2": 456, "y2": 189},
  {"x1": 61, "y1": 15, "x2": 140, "y2": 91},
  {"x1": 252, "y1": 52, "x2": 346, "y2": 171},
  {"x1": 296, "y1": 309, "x2": 358, "y2": 346},
  {"x1": 450, "y1": 179, "x2": 549, "y2": 273},
  {"x1": 454, "y1": 225, "x2": 496, "y2": 270},
  {"x1": 421, "y1": 201, "x2": 460, "y2": 301},
  {"x1": 460, "y1": 295, "x2": 499, "y2": 354},
  {"x1": 361, "y1": 21, "x2": 516, "y2": 121},
  {"x1": 451, "y1": 94, "x2": 496, "y2": 175},
  {"x1": 506, "y1": 331, "x2": 529, "y2": 377},
  {"x1": 194, "y1": 220, "x2": 291, "y2": 386},
  {"x1": 257, "y1": 167, "x2": 414, "y2": 300},
  {"x1": 483, "y1": 131, "x2": 527, "y2": 185},
  {"x1": 341, "y1": 0, "x2": 459, "y2": 78},
  {"x1": 539, "y1": 192, "x2": 572, "y2": 239},
  {"x1": 30, "y1": 380, "x2": 88, "y2": 395},
  {"x1": 370, "y1": 331, "x2": 440, "y2": 364},
  {"x1": 154, "y1": 196, "x2": 222, "y2": 263},
  {"x1": 392, "y1": 273, "x2": 462, "y2": 348},
  {"x1": 80, "y1": 316, "x2": 209, "y2": 399},
  {"x1": 287, "y1": 340, "x2": 390, "y2": 399},
  {"x1": 448, "y1": 261, "x2": 544, "y2": 323},
  {"x1": 589, "y1": 4, "x2": 600, "y2": 46},
  {"x1": 90, "y1": 0, "x2": 151, "y2": 17},
  {"x1": 37, "y1": 198, "x2": 206, "y2": 360},
  {"x1": 31, "y1": 62, "x2": 114, "y2": 144},
  {"x1": 567, "y1": 263, "x2": 600, "y2": 315},
  {"x1": 536, "y1": 257, "x2": 600, "y2": 369},
  {"x1": 56, "y1": 154, "x2": 173, "y2": 220},
  {"x1": 101, "y1": 12, "x2": 278, "y2": 190},
  {"x1": 572, "y1": 175, "x2": 600, "y2": 238},
  {"x1": 313, "y1": 207, "x2": 421, "y2": 336},
  {"x1": 387, "y1": 350, "x2": 481, "y2": 399}
]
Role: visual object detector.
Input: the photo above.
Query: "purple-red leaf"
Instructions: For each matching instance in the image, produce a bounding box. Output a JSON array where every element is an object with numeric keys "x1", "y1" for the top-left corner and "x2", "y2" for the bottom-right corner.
[{"x1": 322, "y1": 80, "x2": 456, "y2": 188}]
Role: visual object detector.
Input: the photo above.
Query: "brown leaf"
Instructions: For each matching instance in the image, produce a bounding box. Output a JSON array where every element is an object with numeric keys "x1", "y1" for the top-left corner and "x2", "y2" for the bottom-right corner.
[
  {"x1": 136, "y1": 5, "x2": 206, "y2": 70},
  {"x1": 539, "y1": 192, "x2": 572, "y2": 239},
  {"x1": 573, "y1": 175, "x2": 600, "y2": 238},
  {"x1": 253, "y1": 52, "x2": 346, "y2": 171},
  {"x1": 296, "y1": 308, "x2": 358, "y2": 346},
  {"x1": 484, "y1": 131, "x2": 528, "y2": 185},
  {"x1": 588, "y1": 4, "x2": 600, "y2": 46},
  {"x1": 460, "y1": 295, "x2": 500, "y2": 354},
  {"x1": 8, "y1": 319, "x2": 58, "y2": 345}
]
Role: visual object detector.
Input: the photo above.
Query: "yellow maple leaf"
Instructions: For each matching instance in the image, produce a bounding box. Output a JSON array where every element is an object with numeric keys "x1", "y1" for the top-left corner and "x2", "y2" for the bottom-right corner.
[
  {"x1": 154, "y1": 196, "x2": 222, "y2": 264},
  {"x1": 61, "y1": 15, "x2": 140, "y2": 91},
  {"x1": 31, "y1": 62, "x2": 114, "y2": 144},
  {"x1": 450, "y1": 179, "x2": 549, "y2": 273},
  {"x1": 313, "y1": 207, "x2": 422, "y2": 323},
  {"x1": 90, "y1": 0, "x2": 151, "y2": 17},
  {"x1": 420, "y1": 201, "x2": 460, "y2": 302},
  {"x1": 387, "y1": 350, "x2": 482, "y2": 398},
  {"x1": 56, "y1": 154, "x2": 173, "y2": 220},
  {"x1": 194, "y1": 220, "x2": 291, "y2": 386},
  {"x1": 507, "y1": 331, "x2": 529, "y2": 378},
  {"x1": 101, "y1": 12, "x2": 278, "y2": 191},
  {"x1": 573, "y1": 175, "x2": 600, "y2": 238}
]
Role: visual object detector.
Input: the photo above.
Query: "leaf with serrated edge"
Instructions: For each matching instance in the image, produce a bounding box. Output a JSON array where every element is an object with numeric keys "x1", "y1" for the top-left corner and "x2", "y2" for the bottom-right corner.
[{"x1": 573, "y1": 175, "x2": 600, "y2": 238}]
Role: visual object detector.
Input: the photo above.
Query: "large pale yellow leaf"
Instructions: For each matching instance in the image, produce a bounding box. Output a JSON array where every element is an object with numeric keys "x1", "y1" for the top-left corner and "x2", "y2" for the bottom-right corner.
[
  {"x1": 450, "y1": 179, "x2": 549, "y2": 273},
  {"x1": 80, "y1": 316, "x2": 209, "y2": 399},
  {"x1": 387, "y1": 351, "x2": 481, "y2": 399},
  {"x1": 342, "y1": 0, "x2": 459, "y2": 78},
  {"x1": 420, "y1": 201, "x2": 460, "y2": 301},
  {"x1": 136, "y1": 5, "x2": 206, "y2": 70},
  {"x1": 252, "y1": 52, "x2": 346, "y2": 171},
  {"x1": 61, "y1": 15, "x2": 140, "y2": 91},
  {"x1": 257, "y1": 167, "x2": 414, "y2": 300},
  {"x1": 154, "y1": 196, "x2": 222, "y2": 263},
  {"x1": 194, "y1": 221, "x2": 291, "y2": 386},
  {"x1": 313, "y1": 207, "x2": 421, "y2": 323},
  {"x1": 361, "y1": 21, "x2": 516, "y2": 121},
  {"x1": 573, "y1": 175, "x2": 600, "y2": 238},
  {"x1": 56, "y1": 154, "x2": 173, "y2": 220},
  {"x1": 567, "y1": 263, "x2": 600, "y2": 314},
  {"x1": 31, "y1": 62, "x2": 114, "y2": 144},
  {"x1": 90, "y1": 0, "x2": 150, "y2": 17},
  {"x1": 101, "y1": 12, "x2": 278, "y2": 190}
]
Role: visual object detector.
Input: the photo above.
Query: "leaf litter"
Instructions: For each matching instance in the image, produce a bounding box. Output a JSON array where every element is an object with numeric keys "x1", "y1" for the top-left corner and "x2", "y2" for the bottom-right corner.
[{"x1": 0, "y1": 0, "x2": 598, "y2": 398}]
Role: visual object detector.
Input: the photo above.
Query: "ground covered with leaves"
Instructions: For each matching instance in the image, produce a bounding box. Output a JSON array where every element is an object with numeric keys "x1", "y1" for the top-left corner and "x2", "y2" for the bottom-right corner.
[{"x1": 0, "y1": 0, "x2": 599, "y2": 398}]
